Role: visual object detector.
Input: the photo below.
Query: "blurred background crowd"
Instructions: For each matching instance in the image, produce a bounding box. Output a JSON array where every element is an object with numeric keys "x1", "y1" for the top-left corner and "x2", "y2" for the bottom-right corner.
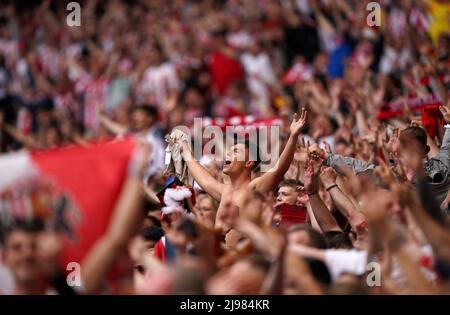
[{"x1": 1, "y1": 0, "x2": 450, "y2": 295}]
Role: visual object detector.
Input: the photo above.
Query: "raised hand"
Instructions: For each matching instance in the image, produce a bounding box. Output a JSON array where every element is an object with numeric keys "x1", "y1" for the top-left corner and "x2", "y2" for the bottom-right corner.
[
  {"x1": 295, "y1": 186, "x2": 309, "y2": 206},
  {"x1": 296, "y1": 137, "x2": 310, "y2": 163},
  {"x1": 386, "y1": 127, "x2": 400, "y2": 154},
  {"x1": 374, "y1": 157, "x2": 396, "y2": 188},
  {"x1": 290, "y1": 107, "x2": 308, "y2": 137},
  {"x1": 307, "y1": 143, "x2": 325, "y2": 171},
  {"x1": 304, "y1": 154, "x2": 323, "y2": 195},
  {"x1": 320, "y1": 167, "x2": 337, "y2": 190},
  {"x1": 389, "y1": 152, "x2": 408, "y2": 182},
  {"x1": 177, "y1": 136, "x2": 193, "y2": 161}
]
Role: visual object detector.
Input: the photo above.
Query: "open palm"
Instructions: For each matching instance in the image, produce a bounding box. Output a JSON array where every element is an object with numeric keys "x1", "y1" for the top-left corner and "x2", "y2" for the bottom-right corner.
[{"x1": 290, "y1": 107, "x2": 308, "y2": 137}]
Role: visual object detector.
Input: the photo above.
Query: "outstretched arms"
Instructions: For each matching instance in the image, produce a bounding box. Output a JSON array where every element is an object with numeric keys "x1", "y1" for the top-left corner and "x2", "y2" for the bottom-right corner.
[{"x1": 253, "y1": 108, "x2": 307, "y2": 193}]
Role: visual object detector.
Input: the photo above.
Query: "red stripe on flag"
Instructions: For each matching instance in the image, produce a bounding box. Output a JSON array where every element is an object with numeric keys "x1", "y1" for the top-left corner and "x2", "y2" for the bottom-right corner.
[{"x1": 30, "y1": 139, "x2": 136, "y2": 273}]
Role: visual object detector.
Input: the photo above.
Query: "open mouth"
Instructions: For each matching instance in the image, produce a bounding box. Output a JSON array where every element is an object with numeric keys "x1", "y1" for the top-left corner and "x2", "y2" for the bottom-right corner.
[{"x1": 224, "y1": 160, "x2": 231, "y2": 166}]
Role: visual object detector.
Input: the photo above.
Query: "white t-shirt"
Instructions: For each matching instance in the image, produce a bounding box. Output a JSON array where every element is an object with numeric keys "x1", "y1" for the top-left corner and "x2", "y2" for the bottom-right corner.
[
  {"x1": 139, "y1": 62, "x2": 180, "y2": 109},
  {"x1": 324, "y1": 249, "x2": 368, "y2": 281}
]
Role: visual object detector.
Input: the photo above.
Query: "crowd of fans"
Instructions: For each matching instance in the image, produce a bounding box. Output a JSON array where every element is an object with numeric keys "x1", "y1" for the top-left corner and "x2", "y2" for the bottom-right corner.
[{"x1": 1, "y1": 0, "x2": 450, "y2": 295}]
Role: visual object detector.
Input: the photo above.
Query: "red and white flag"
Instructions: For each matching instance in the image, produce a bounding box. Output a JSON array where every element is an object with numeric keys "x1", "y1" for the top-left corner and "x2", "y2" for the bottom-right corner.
[{"x1": 0, "y1": 139, "x2": 137, "y2": 274}]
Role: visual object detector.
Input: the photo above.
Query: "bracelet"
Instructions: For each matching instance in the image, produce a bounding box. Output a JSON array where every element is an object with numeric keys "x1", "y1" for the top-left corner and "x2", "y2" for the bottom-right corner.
[{"x1": 325, "y1": 184, "x2": 338, "y2": 191}]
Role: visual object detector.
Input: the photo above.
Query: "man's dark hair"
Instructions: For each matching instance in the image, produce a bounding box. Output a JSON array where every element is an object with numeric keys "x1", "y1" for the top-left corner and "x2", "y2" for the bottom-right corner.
[
  {"x1": 142, "y1": 225, "x2": 164, "y2": 242},
  {"x1": 278, "y1": 179, "x2": 303, "y2": 189},
  {"x1": 133, "y1": 104, "x2": 159, "y2": 120},
  {"x1": 145, "y1": 215, "x2": 162, "y2": 228},
  {"x1": 287, "y1": 224, "x2": 327, "y2": 249},
  {"x1": 0, "y1": 218, "x2": 44, "y2": 246},
  {"x1": 399, "y1": 126, "x2": 428, "y2": 148},
  {"x1": 322, "y1": 231, "x2": 353, "y2": 249},
  {"x1": 232, "y1": 135, "x2": 261, "y2": 170},
  {"x1": 304, "y1": 258, "x2": 332, "y2": 286}
]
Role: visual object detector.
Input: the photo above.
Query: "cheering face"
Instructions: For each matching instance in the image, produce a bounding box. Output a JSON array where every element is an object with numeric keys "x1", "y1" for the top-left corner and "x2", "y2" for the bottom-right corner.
[
  {"x1": 3, "y1": 231, "x2": 42, "y2": 286},
  {"x1": 276, "y1": 186, "x2": 298, "y2": 207},
  {"x1": 223, "y1": 144, "x2": 252, "y2": 176}
]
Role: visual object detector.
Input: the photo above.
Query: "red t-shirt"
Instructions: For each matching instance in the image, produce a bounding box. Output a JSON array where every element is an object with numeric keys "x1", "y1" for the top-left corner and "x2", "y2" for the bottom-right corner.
[
  {"x1": 208, "y1": 50, "x2": 244, "y2": 95},
  {"x1": 279, "y1": 203, "x2": 308, "y2": 228}
]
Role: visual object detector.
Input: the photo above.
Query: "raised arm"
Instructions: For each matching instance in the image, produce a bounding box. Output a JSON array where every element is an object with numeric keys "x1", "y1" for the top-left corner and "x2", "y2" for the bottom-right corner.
[
  {"x1": 253, "y1": 108, "x2": 307, "y2": 193},
  {"x1": 98, "y1": 112, "x2": 129, "y2": 136},
  {"x1": 320, "y1": 167, "x2": 367, "y2": 232},
  {"x1": 2, "y1": 123, "x2": 41, "y2": 149},
  {"x1": 304, "y1": 157, "x2": 341, "y2": 233},
  {"x1": 181, "y1": 141, "x2": 225, "y2": 201}
]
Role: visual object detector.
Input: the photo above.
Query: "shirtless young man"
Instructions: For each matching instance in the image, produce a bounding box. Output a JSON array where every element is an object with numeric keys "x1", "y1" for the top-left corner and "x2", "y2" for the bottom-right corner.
[{"x1": 179, "y1": 109, "x2": 307, "y2": 231}]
